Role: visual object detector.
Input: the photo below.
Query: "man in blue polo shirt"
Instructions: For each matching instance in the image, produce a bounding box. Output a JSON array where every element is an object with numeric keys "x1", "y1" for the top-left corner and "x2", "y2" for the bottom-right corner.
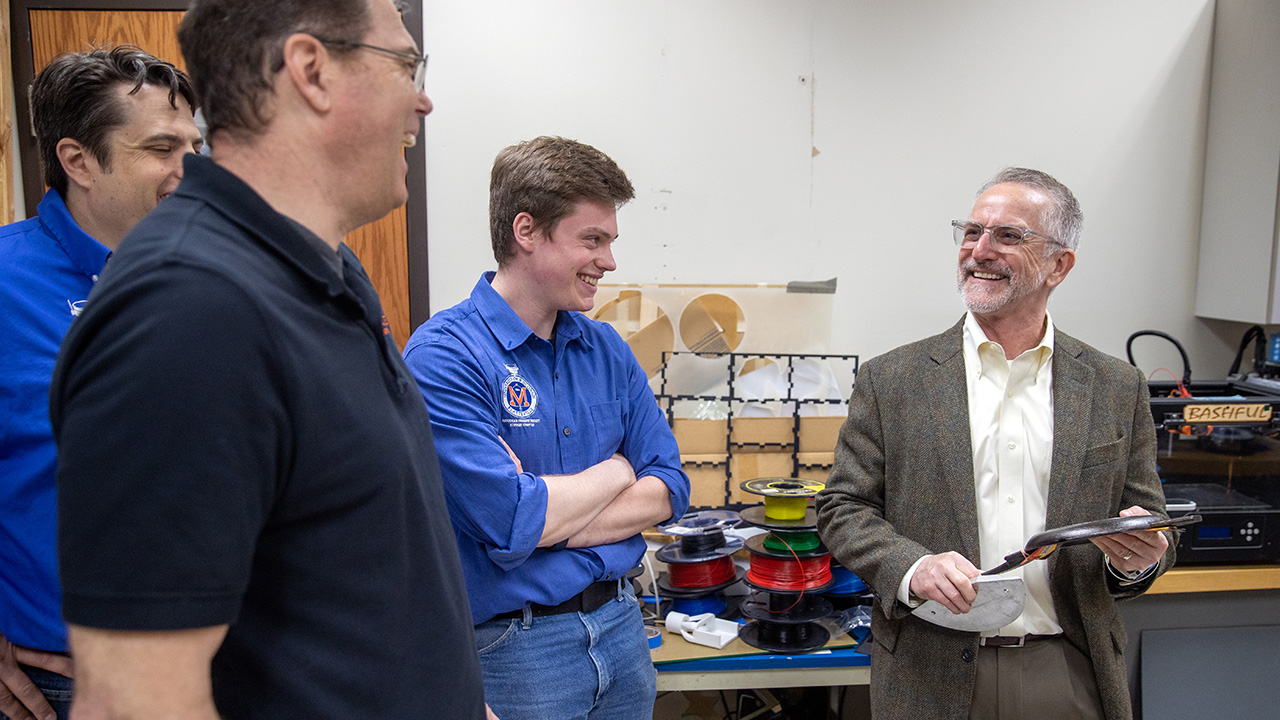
[
  {"x1": 0, "y1": 47, "x2": 200, "y2": 720},
  {"x1": 404, "y1": 136, "x2": 690, "y2": 720}
]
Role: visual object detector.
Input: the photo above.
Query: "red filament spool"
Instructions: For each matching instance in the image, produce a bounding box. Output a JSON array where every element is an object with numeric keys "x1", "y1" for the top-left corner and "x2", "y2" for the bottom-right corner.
[
  {"x1": 747, "y1": 554, "x2": 833, "y2": 591},
  {"x1": 667, "y1": 556, "x2": 736, "y2": 588}
]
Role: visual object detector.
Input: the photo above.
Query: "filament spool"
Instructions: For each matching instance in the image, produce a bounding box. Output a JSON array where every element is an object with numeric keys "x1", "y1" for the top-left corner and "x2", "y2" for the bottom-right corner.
[
  {"x1": 738, "y1": 592, "x2": 833, "y2": 653},
  {"x1": 738, "y1": 478, "x2": 825, "y2": 498},
  {"x1": 655, "y1": 513, "x2": 744, "y2": 564},
  {"x1": 746, "y1": 553, "x2": 833, "y2": 593},
  {"x1": 655, "y1": 510, "x2": 746, "y2": 597},
  {"x1": 765, "y1": 496, "x2": 808, "y2": 521},
  {"x1": 744, "y1": 532, "x2": 830, "y2": 560},
  {"x1": 739, "y1": 618, "x2": 830, "y2": 653},
  {"x1": 738, "y1": 504, "x2": 818, "y2": 532},
  {"x1": 670, "y1": 594, "x2": 728, "y2": 617},
  {"x1": 738, "y1": 478, "x2": 823, "y2": 529},
  {"x1": 743, "y1": 534, "x2": 833, "y2": 593},
  {"x1": 824, "y1": 562, "x2": 869, "y2": 596},
  {"x1": 763, "y1": 531, "x2": 821, "y2": 553},
  {"x1": 666, "y1": 556, "x2": 737, "y2": 588}
]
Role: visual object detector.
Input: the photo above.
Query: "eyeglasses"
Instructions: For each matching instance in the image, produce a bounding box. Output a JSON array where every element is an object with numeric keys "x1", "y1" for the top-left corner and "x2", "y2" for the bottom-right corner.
[
  {"x1": 951, "y1": 220, "x2": 1060, "y2": 249},
  {"x1": 313, "y1": 37, "x2": 428, "y2": 93}
]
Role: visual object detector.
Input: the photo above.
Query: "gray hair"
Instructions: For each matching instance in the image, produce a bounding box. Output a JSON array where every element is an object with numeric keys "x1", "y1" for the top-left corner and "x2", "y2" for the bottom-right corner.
[{"x1": 979, "y1": 167, "x2": 1083, "y2": 253}]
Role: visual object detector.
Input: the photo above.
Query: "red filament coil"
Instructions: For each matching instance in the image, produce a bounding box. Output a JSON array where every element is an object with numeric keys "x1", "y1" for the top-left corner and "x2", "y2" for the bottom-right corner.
[
  {"x1": 668, "y1": 556, "x2": 736, "y2": 588},
  {"x1": 747, "y1": 554, "x2": 832, "y2": 591}
]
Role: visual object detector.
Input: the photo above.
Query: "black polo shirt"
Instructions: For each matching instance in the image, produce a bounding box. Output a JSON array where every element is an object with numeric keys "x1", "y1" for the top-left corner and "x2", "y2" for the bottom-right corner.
[{"x1": 52, "y1": 154, "x2": 485, "y2": 719}]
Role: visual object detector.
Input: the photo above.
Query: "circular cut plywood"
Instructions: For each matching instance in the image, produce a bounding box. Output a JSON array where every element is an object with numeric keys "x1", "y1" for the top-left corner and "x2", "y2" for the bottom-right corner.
[
  {"x1": 679, "y1": 293, "x2": 745, "y2": 357},
  {"x1": 592, "y1": 291, "x2": 674, "y2": 378}
]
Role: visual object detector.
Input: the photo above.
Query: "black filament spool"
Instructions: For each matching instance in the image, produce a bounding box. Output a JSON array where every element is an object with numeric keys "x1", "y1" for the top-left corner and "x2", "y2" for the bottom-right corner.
[
  {"x1": 740, "y1": 591, "x2": 832, "y2": 623},
  {"x1": 679, "y1": 528, "x2": 726, "y2": 555},
  {"x1": 739, "y1": 618, "x2": 830, "y2": 653}
]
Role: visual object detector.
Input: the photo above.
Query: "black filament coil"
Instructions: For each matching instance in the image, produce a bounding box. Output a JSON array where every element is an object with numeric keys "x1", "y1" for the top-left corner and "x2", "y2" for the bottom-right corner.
[
  {"x1": 755, "y1": 620, "x2": 814, "y2": 646},
  {"x1": 678, "y1": 528, "x2": 726, "y2": 555}
]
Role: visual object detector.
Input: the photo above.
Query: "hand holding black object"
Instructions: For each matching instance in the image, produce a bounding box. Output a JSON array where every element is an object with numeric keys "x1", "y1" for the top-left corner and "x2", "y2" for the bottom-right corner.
[{"x1": 982, "y1": 513, "x2": 1200, "y2": 576}]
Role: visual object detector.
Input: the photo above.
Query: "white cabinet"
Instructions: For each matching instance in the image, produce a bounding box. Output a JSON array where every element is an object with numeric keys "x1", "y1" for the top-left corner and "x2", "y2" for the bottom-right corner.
[{"x1": 1193, "y1": 0, "x2": 1280, "y2": 323}]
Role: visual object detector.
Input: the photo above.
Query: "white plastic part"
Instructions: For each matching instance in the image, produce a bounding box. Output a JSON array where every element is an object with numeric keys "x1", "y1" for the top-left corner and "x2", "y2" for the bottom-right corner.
[{"x1": 663, "y1": 611, "x2": 740, "y2": 649}]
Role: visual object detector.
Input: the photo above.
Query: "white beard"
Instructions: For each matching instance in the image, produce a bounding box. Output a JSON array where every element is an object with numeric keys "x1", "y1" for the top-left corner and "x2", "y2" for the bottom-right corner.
[{"x1": 957, "y1": 258, "x2": 1047, "y2": 314}]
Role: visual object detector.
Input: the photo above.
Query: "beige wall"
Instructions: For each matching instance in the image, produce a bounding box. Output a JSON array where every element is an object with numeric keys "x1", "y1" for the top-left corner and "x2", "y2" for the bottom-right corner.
[{"x1": 420, "y1": 0, "x2": 1258, "y2": 379}]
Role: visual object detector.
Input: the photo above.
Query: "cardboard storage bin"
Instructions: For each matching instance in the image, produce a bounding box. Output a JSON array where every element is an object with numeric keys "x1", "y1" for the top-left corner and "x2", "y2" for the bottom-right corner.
[
  {"x1": 796, "y1": 451, "x2": 835, "y2": 484},
  {"x1": 729, "y1": 417, "x2": 795, "y2": 449},
  {"x1": 672, "y1": 419, "x2": 728, "y2": 455},
  {"x1": 798, "y1": 416, "x2": 844, "y2": 453},
  {"x1": 681, "y1": 453, "x2": 729, "y2": 508}
]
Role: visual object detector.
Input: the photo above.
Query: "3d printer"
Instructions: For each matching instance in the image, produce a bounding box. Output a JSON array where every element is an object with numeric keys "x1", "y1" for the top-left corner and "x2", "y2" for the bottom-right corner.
[{"x1": 1133, "y1": 328, "x2": 1280, "y2": 564}]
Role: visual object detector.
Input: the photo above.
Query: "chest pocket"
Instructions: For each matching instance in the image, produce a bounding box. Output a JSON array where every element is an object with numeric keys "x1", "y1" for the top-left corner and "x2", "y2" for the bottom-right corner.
[{"x1": 589, "y1": 400, "x2": 625, "y2": 457}]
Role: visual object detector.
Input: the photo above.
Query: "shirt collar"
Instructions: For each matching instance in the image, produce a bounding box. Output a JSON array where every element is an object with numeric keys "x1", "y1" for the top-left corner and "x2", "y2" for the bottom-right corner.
[
  {"x1": 471, "y1": 271, "x2": 589, "y2": 351},
  {"x1": 37, "y1": 189, "x2": 110, "y2": 280},
  {"x1": 175, "y1": 154, "x2": 347, "y2": 298},
  {"x1": 963, "y1": 310, "x2": 1055, "y2": 373}
]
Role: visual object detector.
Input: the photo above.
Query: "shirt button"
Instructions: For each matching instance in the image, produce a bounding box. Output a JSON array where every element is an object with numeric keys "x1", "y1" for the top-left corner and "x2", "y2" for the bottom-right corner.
[
  {"x1": 563, "y1": 427, "x2": 571, "y2": 436},
  {"x1": 1007, "y1": 441, "x2": 1016, "y2": 451},
  {"x1": 961, "y1": 648, "x2": 975, "y2": 663},
  {"x1": 1007, "y1": 495, "x2": 1016, "y2": 504}
]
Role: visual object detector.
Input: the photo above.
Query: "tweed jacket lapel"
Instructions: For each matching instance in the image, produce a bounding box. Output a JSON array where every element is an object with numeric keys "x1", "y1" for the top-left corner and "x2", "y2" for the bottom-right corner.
[
  {"x1": 923, "y1": 318, "x2": 981, "y2": 562},
  {"x1": 1045, "y1": 330, "x2": 1094, "y2": 531}
]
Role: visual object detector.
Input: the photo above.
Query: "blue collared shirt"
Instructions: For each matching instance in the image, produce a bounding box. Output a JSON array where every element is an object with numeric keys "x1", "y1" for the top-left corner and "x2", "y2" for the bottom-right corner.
[
  {"x1": 0, "y1": 189, "x2": 110, "y2": 652},
  {"x1": 404, "y1": 272, "x2": 690, "y2": 623}
]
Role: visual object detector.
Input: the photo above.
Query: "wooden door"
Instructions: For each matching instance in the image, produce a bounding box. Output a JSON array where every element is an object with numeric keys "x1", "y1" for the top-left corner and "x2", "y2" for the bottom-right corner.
[
  {"x1": 1, "y1": 0, "x2": 13, "y2": 226},
  {"x1": 11, "y1": 4, "x2": 421, "y2": 347}
]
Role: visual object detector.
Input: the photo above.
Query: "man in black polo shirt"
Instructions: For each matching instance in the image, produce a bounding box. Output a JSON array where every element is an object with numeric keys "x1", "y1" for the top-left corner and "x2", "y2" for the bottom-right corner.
[{"x1": 49, "y1": 1, "x2": 487, "y2": 718}]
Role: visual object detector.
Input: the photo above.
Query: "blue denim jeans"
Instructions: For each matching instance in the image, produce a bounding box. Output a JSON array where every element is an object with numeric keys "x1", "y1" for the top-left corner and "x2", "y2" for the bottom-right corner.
[
  {"x1": 474, "y1": 582, "x2": 656, "y2": 720},
  {"x1": 0, "y1": 666, "x2": 72, "y2": 720}
]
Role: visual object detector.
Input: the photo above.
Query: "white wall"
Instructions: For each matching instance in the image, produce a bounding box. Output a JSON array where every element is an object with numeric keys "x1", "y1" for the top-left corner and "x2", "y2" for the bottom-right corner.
[{"x1": 420, "y1": 0, "x2": 1254, "y2": 379}]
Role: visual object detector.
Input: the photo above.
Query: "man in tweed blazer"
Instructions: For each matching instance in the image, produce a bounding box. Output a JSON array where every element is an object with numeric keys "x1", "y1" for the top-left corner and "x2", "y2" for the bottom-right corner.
[{"x1": 816, "y1": 168, "x2": 1174, "y2": 720}]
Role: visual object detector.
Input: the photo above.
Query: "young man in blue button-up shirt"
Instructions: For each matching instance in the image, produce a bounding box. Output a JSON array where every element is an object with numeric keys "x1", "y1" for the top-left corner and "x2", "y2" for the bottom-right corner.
[{"x1": 405, "y1": 136, "x2": 690, "y2": 720}]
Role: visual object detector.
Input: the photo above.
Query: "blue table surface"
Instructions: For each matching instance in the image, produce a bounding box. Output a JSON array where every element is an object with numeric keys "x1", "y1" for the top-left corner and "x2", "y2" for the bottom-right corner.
[{"x1": 656, "y1": 628, "x2": 870, "y2": 673}]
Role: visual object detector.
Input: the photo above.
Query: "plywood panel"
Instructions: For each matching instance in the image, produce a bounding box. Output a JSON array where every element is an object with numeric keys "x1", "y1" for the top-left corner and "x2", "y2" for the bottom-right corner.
[
  {"x1": 30, "y1": 9, "x2": 185, "y2": 70},
  {"x1": 26, "y1": 8, "x2": 412, "y2": 349},
  {"x1": 346, "y1": 208, "x2": 411, "y2": 350}
]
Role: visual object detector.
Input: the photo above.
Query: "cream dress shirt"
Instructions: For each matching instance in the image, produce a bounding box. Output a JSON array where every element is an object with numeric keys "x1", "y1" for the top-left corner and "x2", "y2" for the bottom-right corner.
[{"x1": 898, "y1": 312, "x2": 1062, "y2": 637}]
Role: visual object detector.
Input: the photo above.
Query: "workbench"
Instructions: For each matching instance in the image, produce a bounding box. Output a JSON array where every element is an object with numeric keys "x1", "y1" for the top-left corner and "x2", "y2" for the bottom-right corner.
[
  {"x1": 649, "y1": 565, "x2": 1280, "y2": 703},
  {"x1": 652, "y1": 625, "x2": 869, "y2": 692}
]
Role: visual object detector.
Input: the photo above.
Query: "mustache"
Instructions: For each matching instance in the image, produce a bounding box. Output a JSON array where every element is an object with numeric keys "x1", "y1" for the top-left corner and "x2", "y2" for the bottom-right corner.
[{"x1": 961, "y1": 259, "x2": 1011, "y2": 277}]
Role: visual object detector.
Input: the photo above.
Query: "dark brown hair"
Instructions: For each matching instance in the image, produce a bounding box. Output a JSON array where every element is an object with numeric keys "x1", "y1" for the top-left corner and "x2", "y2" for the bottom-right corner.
[
  {"x1": 178, "y1": 0, "x2": 402, "y2": 139},
  {"x1": 30, "y1": 45, "x2": 195, "y2": 196},
  {"x1": 489, "y1": 136, "x2": 635, "y2": 266}
]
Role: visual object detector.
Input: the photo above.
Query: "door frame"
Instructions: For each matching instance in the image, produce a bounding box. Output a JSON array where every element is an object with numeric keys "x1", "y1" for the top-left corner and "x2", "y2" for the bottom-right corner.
[{"x1": 8, "y1": 0, "x2": 431, "y2": 323}]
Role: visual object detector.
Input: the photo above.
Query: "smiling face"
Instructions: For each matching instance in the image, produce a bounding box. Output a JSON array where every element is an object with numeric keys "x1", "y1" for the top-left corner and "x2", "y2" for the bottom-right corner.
[
  {"x1": 329, "y1": 0, "x2": 433, "y2": 228},
  {"x1": 956, "y1": 182, "x2": 1072, "y2": 323},
  {"x1": 76, "y1": 83, "x2": 202, "y2": 247},
  {"x1": 525, "y1": 198, "x2": 619, "y2": 316}
]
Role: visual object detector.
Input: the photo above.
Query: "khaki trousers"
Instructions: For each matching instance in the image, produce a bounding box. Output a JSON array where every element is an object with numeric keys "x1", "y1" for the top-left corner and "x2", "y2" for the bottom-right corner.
[{"x1": 969, "y1": 637, "x2": 1104, "y2": 720}]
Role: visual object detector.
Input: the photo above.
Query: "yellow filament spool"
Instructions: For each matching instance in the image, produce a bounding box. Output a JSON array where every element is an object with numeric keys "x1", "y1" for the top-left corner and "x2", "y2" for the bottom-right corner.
[
  {"x1": 739, "y1": 478, "x2": 825, "y2": 521},
  {"x1": 764, "y1": 496, "x2": 809, "y2": 521}
]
